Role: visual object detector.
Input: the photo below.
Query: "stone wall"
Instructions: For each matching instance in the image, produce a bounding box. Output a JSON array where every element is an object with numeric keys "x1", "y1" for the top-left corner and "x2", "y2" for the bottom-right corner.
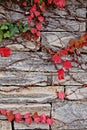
[{"x1": 0, "y1": 0, "x2": 87, "y2": 130}]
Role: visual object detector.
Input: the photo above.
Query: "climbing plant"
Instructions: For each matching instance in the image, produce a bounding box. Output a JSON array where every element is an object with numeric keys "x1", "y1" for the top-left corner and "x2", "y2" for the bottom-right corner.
[{"x1": 0, "y1": 0, "x2": 87, "y2": 127}]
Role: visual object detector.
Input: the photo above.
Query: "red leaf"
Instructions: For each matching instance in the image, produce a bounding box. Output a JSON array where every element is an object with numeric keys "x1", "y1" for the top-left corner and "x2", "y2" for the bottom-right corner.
[
  {"x1": 52, "y1": 54, "x2": 62, "y2": 64},
  {"x1": 40, "y1": 114, "x2": 47, "y2": 123},
  {"x1": 59, "y1": 48, "x2": 68, "y2": 56},
  {"x1": 46, "y1": 117, "x2": 54, "y2": 126},
  {"x1": 48, "y1": 0, "x2": 52, "y2": 4},
  {"x1": 38, "y1": 16, "x2": 44, "y2": 22},
  {"x1": 31, "y1": 28, "x2": 37, "y2": 34},
  {"x1": 21, "y1": 33, "x2": 31, "y2": 41},
  {"x1": 34, "y1": 117, "x2": 41, "y2": 123},
  {"x1": 34, "y1": 0, "x2": 39, "y2": 3},
  {"x1": 36, "y1": 23, "x2": 42, "y2": 30},
  {"x1": 80, "y1": 33, "x2": 87, "y2": 42},
  {"x1": 7, "y1": 111, "x2": 15, "y2": 122},
  {"x1": 24, "y1": 113, "x2": 30, "y2": 119},
  {"x1": 30, "y1": 4, "x2": 36, "y2": 13},
  {"x1": 34, "y1": 11, "x2": 40, "y2": 17},
  {"x1": 25, "y1": 117, "x2": 32, "y2": 125},
  {"x1": 0, "y1": 47, "x2": 11, "y2": 57},
  {"x1": 15, "y1": 113, "x2": 22, "y2": 123},
  {"x1": 0, "y1": 109, "x2": 7, "y2": 115},
  {"x1": 57, "y1": 91, "x2": 65, "y2": 99},
  {"x1": 33, "y1": 34, "x2": 39, "y2": 40},
  {"x1": 32, "y1": 112, "x2": 38, "y2": 119},
  {"x1": 22, "y1": 2, "x2": 27, "y2": 6},
  {"x1": 39, "y1": 2, "x2": 46, "y2": 12},
  {"x1": 36, "y1": 31, "x2": 41, "y2": 36},
  {"x1": 63, "y1": 60, "x2": 72, "y2": 69},
  {"x1": 58, "y1": 68, "x2": 64, "y2": 80},
  {"x1": 54, "y1": 0, "x2": 66, "y2": 8},
  {"x1": 28, "y1": 14, "x2": 34, "y2": 21}
]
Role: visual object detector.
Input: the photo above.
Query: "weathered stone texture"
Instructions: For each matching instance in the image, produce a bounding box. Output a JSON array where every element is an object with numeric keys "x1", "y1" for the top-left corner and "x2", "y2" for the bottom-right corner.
[
  {"x1": 0, "y1": 0, "x2": 87, "y2": 130},
  {"x1": 53, "y1": 72, "x2": 87, "y2": 85},
  {"x1": 0, "y1": 120, "x2": 12, "y2": 130},
  {"x1": 66, "y1": 86, "x2": 87, "y2": 100},
  {"x1": 14, "y1": 122, "x2": 49, "y2": 130},
  {"x1": 0, "y1": 86, "x2": 64, "y2": 103},
  {"x1": 43, "y1": 1, "x2": 86, "y2": 32},
  {"x1": 52, "y1": 101, "x2": 87, "y2": 129}
]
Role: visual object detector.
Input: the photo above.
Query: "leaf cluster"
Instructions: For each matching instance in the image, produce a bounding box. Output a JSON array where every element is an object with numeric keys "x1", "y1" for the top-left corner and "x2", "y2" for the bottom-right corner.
[{"x1": 0, "y1": 22, "x2": 30, "y2": 42}]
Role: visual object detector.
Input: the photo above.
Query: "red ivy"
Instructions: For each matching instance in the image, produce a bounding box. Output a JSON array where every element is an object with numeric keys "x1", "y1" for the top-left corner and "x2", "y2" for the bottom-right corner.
[
  {"x1": 27, "y1": 0, "x2": 66, "y2": 41},
  {"x1": 52, "y1": 54, "x2": 62, "y2": 64},
  {"x1": 0, "y1": 47, "x2": 11, "y2": 57},
  {"x1": 63, "y1": 60, "x2": 72, "y2": 69},
  {"x1": 56, "y1": 91, "x2": 65, "y2": 99},
  {"x1": 58, "y1": 68, "x2": 64, "y2": 80},
  {"x1": 0, "y1": 109, "x2": 54, "y2": 126}
]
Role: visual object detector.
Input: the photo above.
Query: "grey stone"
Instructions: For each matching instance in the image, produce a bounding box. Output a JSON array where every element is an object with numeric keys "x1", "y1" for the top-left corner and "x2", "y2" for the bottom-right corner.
[
  {"x1": 66, "y1": 86, "x2": 87, "y2": 100},
  {"x1": 0, "y1": 120, "x2": 12, "y2": 130},
  {"x1": 0, "y1": 86, "x2": 64, "y2": 103},
  {"x1": 52, "y1": 101, "x2": 87, "y2": 129}
]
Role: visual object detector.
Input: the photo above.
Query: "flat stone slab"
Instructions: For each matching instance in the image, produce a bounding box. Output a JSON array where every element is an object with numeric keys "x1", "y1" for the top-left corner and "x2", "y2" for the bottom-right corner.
[
  {"x1": 52, "y1": 101, "x2": 87, "y2": 129},
  {"x1": 65, "y1": 85, "x2": 87, "y2": 100},
  {"x1": 53, "y1": 72, "x2": 87, "y2": 86},
  {"x1": 14, "y1": 122, "x2": 49, "y2": 130},
  {"x1": 42, "y1": 32, "x2": 87, "y2": 52},
  {"x1": 0, "y1": 86, "x2": 64, "y2": 103}
]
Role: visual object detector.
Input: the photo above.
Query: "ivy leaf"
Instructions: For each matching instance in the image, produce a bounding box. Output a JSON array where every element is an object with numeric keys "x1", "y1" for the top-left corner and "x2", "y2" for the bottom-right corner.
[
  {"x1": 0, "y1": 29, "x2": 3, "y2": 42},
  {"x1": 4, "y1": 31, "x2": 10, "y2": 38},
  {"x1": 22, "y1": 24, "x2": 30, "y2": 33},
  {"x1": 56, "y1": 91, "x2": 65, "y2": 100},
  {"x1": 0, "y1": 23, "x2": 8, "y2": 30},
  {"x1": 17, "y1": 22, "x2": 24, "y2": 31},
  {"x1": 57, "y1": 69, "x2": 64, "y2": 80},
  {"x1": 7, "y1": 111, "x2": 15, "y2": 122},
  {"x1": 63, "y1": 60, "x2": 72, "y2": 69},
  {"x1": 0, "y1": 47, "x2": 11, "y2": 57},
  {"x1": 9, "y1": 25, "x2": 19, "y2": 37},
  {"x1": 40, "y1": 2, "x2": 46, "y2": 12},
  {"x1": 40, "y1": 0, "x2": 43, "y2": 4},
  {"x1": 0, "y1": 22, "x2": 11, "y2": 30},
  {"x1": 52, "y1": 54, "x2": 62, "y2": 64},
  {"x1": 15, "y1": 113, "x2": 22, "y2": 123}
]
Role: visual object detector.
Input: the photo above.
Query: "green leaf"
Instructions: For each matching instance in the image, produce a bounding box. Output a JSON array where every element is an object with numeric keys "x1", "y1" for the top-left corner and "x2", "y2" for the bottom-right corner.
[
  {"x1": 4, "y1": 31, "x2": 10, "y2": 38},
  {"x1": 3, "y1": 22, "x2": 11, "y2": 26},
  {"x1": 0, "y1": 23, "x2": 8, "y2": 30},
  {"x1": 17, "y1": 23, "x2": 24, "y2": 32},
  {"x1": 40, "y1": 0, "x2": 43, "y2": 4},
  {"x1": 0, "y1": 29, "x2": 3, "y2": 42},
  {"x1": 22, "y1": 24, "x2": 30, "y2": 33},
  {"x1": 0, "y1": 22, "x2": 11, "y2": 30},
  {"x1": 17, "y1": 23, "x2": 23, "y2": 28},
  {"x1": 9, "y1": 26, "x2": 19, "y2": 37}
]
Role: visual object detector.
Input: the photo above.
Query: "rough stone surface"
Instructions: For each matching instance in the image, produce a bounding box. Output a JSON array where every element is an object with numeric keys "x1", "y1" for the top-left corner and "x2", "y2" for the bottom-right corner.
[
  {"x1": 0, "y1": 86, "x2": 64, "y2": 103},
  {"x1": 42, "y1": 32, "x2": 87, "y2": 52},
  {"x1": 10, "y1": 4, "x2": 24, "y2": 21},
  {"x1": 52, "y1": 101, "x2": 87, "y2": 129},
  {"x1": 43, "y1": 1, "x2": 86, "y2": 32},
  {"x1": 65, "y1": 86, "x2": 87, "y2": 100},
  {"x1": 0, "y1": 120, "x2": 12, "y2": 130},
  {"x1": 14, "y1": 122, "x2": 49, "y2": 130},
  {"x1": 53, "y1": 72, "x2": 87, "y2": 85},
  {"x1": 0, "y1": 0, "x2": 87, "y2": 130}
]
